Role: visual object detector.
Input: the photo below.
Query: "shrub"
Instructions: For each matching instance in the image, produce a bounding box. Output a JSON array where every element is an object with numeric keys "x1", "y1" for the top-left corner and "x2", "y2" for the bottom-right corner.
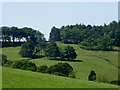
[
  {"x1": 110, "y1": 80, "x2": 120, "y2": 85},
  {"x1": 68, "y1": 71, "x2": 76, "y2": 78},
  {"x1": 0, "y1": 54, "x2": 13, "y2": 66},
  {"x1": 0, "y1": 54, "x2": 8, "y2": 66},
  {"x1": 48, "y1": 63, "x2": 74, "y2": 77},
  {"x1": 37, "y1": 65, "x2": 48, "y2": 73},
  {"x1": 12, "y1": 60, "x2": 37, "y2": 71},
  {"x1": 88, "y1": 70, "x2": 96, "y2": 81},
  {"x1": 53, "y1": 72, "x2": 65, "y2": 76}
]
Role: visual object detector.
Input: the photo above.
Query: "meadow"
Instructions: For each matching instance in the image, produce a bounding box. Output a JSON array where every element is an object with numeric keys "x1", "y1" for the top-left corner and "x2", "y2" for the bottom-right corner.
[
  {"x1": 1, "y1": 42, "x2": 119, "y2": 83},
  {"x1": 2, "y1": 67, "x2": 118, "y2": 88}
]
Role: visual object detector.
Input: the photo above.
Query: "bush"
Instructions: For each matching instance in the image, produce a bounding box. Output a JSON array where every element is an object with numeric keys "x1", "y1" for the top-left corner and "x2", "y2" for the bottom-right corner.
[
  {"x1": 12, "y1": 60, "x2": 37, "y2": 71},
  {"x1": 53, "y1": 72, "x2": 65, "y2": 76},
  {"x1": 68, "y1": 71, "x2": 76, "y2": 78},
  {"x1": 0, "y1": 54, "x2": 13, "y2": 66},
  {"x1": 0, "y1": 54, "x2": 8, "y2": 66},
  {"x1": 37, "y1": 65, "x2": 48, "y2": 73},
  {"x1": 110, "y1": 80, "x2": 120, "y2": 85},
  {"x1": 48, "y1": 63, "x2": 74, "y2": 77},
  {"x1": 88, "y1": 70, "x2": 96, "y2": 81}
]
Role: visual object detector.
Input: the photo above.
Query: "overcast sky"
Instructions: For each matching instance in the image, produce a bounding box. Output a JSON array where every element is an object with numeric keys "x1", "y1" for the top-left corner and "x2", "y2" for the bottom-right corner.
[{"x1": 1, "y1": 2, "x2": 118, "y2": 40}]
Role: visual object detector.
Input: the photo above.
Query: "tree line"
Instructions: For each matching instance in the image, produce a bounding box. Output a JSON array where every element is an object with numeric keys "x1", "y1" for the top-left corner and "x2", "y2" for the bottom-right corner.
[
  {"x1": 49, "y1": 21, "x2": 120, "y2": 50},
  {"x1": 0, "y1": 26, "x2": 77, "y2": 60},
  {"x1": 1, "y1": 26, "x2": 42, "y2": 42},
  {"x1": 20, "y1": 40, "x2": 77, "y2": 60},
  {"x1": 1, "y1": 26, "x2": 46, "y2": 47},
  {"x1": 1, "y1": 20, "x2": 119, "y2": 51}
]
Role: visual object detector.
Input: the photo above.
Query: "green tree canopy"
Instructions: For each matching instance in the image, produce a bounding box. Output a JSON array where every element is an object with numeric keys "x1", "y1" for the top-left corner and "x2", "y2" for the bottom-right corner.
[
  {"x1": 19, "y1": 40, "x2": 35, "y2": 58},
  {"x1": 61, "y1": 46, "x2": 77, "y2": 60},
  {"x1": 45, "y1": 41, "x2": 60, "y2": 59},
  {"x1": 49, "y1": 26, "x2": 61, "y2": 41},
  {"x1": 97, "y1": 35, "x2": 113, "y2": 51}
]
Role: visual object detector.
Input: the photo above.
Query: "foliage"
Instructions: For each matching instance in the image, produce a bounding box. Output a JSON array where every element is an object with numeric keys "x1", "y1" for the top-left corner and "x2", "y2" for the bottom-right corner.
[
  {"x1": 49, "y1": 21, "x2": 120, "y2": 49},
  {"x1": 97, "y1": 36, "x2": 113, "y2": 51},
  {"x1": 49, "y1": 26, "x2": 61, "y2": 41},
  {"x1": 80, "y1": 36, "x2": 113, "y2": 51},
  {"x1": 110, "y1": 80, "x2": 120, "y2": 85},
  {"x1": 18, "y1": 29, "x2": 47, "y2": 58},
  {"x1": 61, "y1": 46, "x2": 77, "y2": 60},
  {"x1": 88, "y1": 70, "x2": 96, "y2": 81},
  {"x1": 34, "y1": 37, "x2": 46, "y2": 57},
  {"x1": 37, "y1": 65, "x2": 48, "y2": 73},
  {"x1": 68, "y1": 71, "x2": 76, "y2": 78},
  {"x1": 80, "y1": 38, "x2": 97, "y2": 50},
  {"x1": 48, "y1": 62, "x2": 74, "y2": 77},
  {"x1": 1, "y1": 26, "x2": 33, "y2": 43},
  {"x1": 45, "y1": 41, "x2": 60, "y2": 59},
  {"x1": 0, "y1": 54, "x2": 13, "y2": 66},
  {"x1": 19, "y1": 40, "x2": 35, "y2": 58},
  {"x1": 1, "y1": 26, "x2": 46, "y2": 48},
  {"x1": 0, "y1": 54, "x2": 8, "y2": 66},
  {"x1": 60, "y1": 25, "x2": 84, "y2": 44},
  {"x1": 12, "y1": 60, "x2": 37, "y2": 71}
]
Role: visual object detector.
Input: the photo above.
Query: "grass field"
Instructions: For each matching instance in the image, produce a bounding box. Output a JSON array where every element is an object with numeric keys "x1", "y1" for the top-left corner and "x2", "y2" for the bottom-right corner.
[
  {"x1": 1, "y1": 42, "x2": 119, "y2": 80},
  {"x1": 0, "y1": 66, "x2": 2, "y2": 89},
  {"x1": 2, "y1": 67, "x2": 118, "y2": 88},
  {"x1": 1, "y1": 47, "x2": 28, "y2": 61},
  {"x1": 1, "y1": 42, "x2": 119, "y2": 88}
]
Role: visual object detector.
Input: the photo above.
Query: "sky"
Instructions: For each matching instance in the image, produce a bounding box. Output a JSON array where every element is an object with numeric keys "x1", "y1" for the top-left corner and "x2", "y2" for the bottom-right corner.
[{"x1": 1, "y1": 2, "x2": 118, "y2": 40}]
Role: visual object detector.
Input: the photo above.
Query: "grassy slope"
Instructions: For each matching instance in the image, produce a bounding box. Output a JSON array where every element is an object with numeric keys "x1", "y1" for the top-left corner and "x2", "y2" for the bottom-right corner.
[
  {"x1": 0, "y1": 66, "x2": 2, "y2": 89},
  {"x1": 1, "y1": 47, "x2": 28, "y2": 61},
  {"x1": 2, "y1": 67, "x2": 118, "y2": 88},
  {"x1": 1, "y1": 42, "x2": 119, "y2": 81}
]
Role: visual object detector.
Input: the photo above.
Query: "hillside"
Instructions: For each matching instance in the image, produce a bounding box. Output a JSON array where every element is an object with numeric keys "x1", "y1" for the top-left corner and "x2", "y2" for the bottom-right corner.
[
  {"x1": 1, "y1": 42, "x2": 119, "y2": 81},
  {"x1": 0, "y1": 66, "x2": 2, "y2": 89},
  {"x1": 2, "y1": 67, "x2": 118, "y2": 88}
]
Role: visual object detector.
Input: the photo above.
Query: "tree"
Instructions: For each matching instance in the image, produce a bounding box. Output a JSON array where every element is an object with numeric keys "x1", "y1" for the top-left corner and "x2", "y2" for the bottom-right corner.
[
  {"x1": 34, "y1": 31, "x2": 47, "y2": 57},
  {"x1": 45, "y1": 41, "x2": 60, "y2": 59},
  {"x1": 1, "y1": 26, "x2": 11, "y2": 42},
  {"x1": 97, "y1": 35, "x2": 113, "y2": 51},
  {"x1": 114, "y1": 21, "x2": 120, "y2": 46},
  {"x1": 10, "y1": 26, "x2": 19, "y2": 43},
  {"x1": 88, "y1": 70, "x2": 96, "y2": 81},
  {"x1": 61, "y1": 46, "x2": 77, "y2": 60},
  {"x1": 60, "y1": 25, "x2": 86, "y2": 44},
  {"x1": 19, "y1": 40, "x2": 35, "y2": 58},
  {"x1": 21, "y1": 27, "x2": 33, "y2": 41},
  {"x1": 49, "y1": 26, "x2": 61, "y2": 41}
]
